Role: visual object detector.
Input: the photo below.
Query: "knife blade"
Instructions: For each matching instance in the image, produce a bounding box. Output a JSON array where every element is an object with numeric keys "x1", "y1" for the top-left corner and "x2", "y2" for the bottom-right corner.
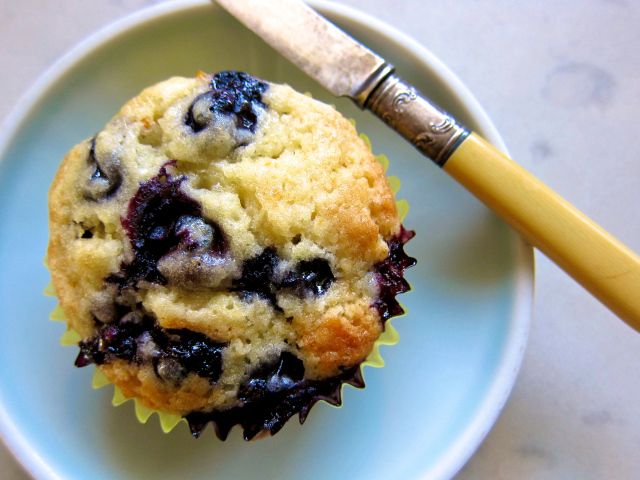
[
  {"x1": 216, "y1": 0, "x2": 640, "y2": 331},
  {"x1": 215, "y1": 0, "x2": 391, "y2": 102}
]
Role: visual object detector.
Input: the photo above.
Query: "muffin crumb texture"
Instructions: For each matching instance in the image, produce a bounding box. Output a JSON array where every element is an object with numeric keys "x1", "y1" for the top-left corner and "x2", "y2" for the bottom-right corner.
[{"x1": 48, "y1": 71, "x2": 415, "y2": 440}]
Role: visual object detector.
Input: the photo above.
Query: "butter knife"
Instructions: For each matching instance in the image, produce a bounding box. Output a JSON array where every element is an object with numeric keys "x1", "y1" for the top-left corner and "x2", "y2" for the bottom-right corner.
[{"x1": 216, "y1": 0, "x2": 640, "y2": 331}]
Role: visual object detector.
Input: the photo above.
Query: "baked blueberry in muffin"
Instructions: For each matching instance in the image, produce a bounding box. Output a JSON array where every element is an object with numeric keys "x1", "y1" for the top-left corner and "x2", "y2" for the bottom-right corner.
[{"x1": 48, "y1": 71, "x2": 415, "y2": 440}]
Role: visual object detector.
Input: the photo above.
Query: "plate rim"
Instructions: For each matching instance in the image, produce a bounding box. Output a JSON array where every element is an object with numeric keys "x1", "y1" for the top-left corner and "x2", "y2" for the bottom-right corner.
[
  {"x1": 0, "y1": 1, "x2": 533, "y2": 479},
  {"x1": 320, "y1": 5, "x2": 532, "y2": 479}
]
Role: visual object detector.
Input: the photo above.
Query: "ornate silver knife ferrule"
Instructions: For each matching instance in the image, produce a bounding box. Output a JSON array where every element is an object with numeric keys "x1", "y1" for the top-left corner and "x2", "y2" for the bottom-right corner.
[{"x1": 364, "y1": 73, "x2": 469, "y2": 167}]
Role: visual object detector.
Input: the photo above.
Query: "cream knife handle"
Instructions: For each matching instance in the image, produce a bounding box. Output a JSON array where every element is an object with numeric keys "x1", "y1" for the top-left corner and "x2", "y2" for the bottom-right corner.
[{"x1": 366, "y1": 73, "x2": 640, "y2": 331}]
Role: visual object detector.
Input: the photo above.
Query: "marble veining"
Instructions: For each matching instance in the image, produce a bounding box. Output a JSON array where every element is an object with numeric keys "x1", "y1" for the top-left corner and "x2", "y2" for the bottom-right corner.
[
  {"x1": 530, "y1": 140, "x2": 553, "y2": 164},
  {"x1": 581, "y1": 409, "x2": 614, "y2": 426},
  {"x1": 542, "y1": 62, "x2": 615, "y2": 109}
]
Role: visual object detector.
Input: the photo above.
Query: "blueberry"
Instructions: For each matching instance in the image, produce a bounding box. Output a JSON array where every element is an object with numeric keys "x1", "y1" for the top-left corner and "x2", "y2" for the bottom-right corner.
[
  {"x1": 240, "y1": 352, "x2": 304, "y2": 403},
  {"x1": 157, "y1": 214, "x2": 234, "y2": 289},
  {"x1": 185, "y1": 71, "x2": 268, "y2": 133},
  {"x1": 83, "y1": 137, "x2": 122, "y2": 200},
  {"x1": 232, "y1": 247, "x2": 280, "y2": 304},
  {"x1": 165, "y1": 330, "x2": 225, "y2": 381},
  {"x1": 76, "y1": 322, "x2": 139, "y2": 366},
  {"x1": 280, "y1": 258, "x2": 334, "y2": 297},
  {"x1": 74, "y1": 346, "x2": 93, "y2": 367},
  {"x1": 112, "y1": 165, "x2": 228, "y2": 287},
  {"x1": 233, "y1": 252, "x2": 335, "y2": 307}
]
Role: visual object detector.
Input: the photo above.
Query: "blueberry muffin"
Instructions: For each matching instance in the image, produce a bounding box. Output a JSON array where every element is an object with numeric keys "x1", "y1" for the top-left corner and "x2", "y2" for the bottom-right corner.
[{"x1": 47, "y1": 71, "x2": 415, "y2": 440}]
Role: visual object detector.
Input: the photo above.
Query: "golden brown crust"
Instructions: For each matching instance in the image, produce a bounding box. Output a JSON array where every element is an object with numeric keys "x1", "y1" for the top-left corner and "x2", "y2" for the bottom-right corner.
[
  {"x1": 295, "y1": 302, "x2": 383, "y2": 378},
  {"x1": 101, "y1": 361, "x2": 229, "y2": 412}
]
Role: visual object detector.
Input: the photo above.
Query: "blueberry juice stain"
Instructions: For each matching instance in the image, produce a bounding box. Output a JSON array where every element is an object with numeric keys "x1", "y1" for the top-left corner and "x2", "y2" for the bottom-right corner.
[
  {"x1": 372, "y1": 226, "x2": 416, "y2": 323},
  {"x1": 75, "y1": 312, "x2": 226, "y2": 384}
]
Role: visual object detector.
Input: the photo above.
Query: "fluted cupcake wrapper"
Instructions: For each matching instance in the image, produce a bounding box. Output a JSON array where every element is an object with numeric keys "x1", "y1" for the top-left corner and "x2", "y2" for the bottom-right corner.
[{"x1": 45, "y1": 131, "x2": 412, "y2": 438}]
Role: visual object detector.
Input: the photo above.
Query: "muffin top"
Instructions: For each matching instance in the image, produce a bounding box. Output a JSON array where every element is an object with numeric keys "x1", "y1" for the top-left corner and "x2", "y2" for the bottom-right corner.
[{"x1": 47, "y1": 71, "x2": 413, "y2": 439}]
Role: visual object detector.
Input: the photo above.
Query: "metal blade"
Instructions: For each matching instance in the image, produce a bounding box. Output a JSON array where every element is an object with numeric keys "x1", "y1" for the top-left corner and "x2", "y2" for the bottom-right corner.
[{"x1": 216, "y1": 0, "x2": 391, "y2": 103}]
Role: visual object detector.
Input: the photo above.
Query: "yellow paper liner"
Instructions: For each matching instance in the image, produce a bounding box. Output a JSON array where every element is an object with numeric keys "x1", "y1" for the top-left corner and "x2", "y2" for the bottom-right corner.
[{"x1": 46, "y1": 131, "x2": 412, "y2": 436}]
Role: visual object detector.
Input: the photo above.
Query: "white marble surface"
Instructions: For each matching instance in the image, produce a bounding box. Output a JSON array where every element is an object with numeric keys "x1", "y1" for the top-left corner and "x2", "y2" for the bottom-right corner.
[{"x1": 2, "y1": 0, "x2": 640, "y2": 478}]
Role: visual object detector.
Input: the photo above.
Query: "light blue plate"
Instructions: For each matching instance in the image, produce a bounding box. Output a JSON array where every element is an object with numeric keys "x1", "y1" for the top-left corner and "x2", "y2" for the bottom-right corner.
[{"x1": 0, "y1": 1, "x2": 532, "y2": 479}]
